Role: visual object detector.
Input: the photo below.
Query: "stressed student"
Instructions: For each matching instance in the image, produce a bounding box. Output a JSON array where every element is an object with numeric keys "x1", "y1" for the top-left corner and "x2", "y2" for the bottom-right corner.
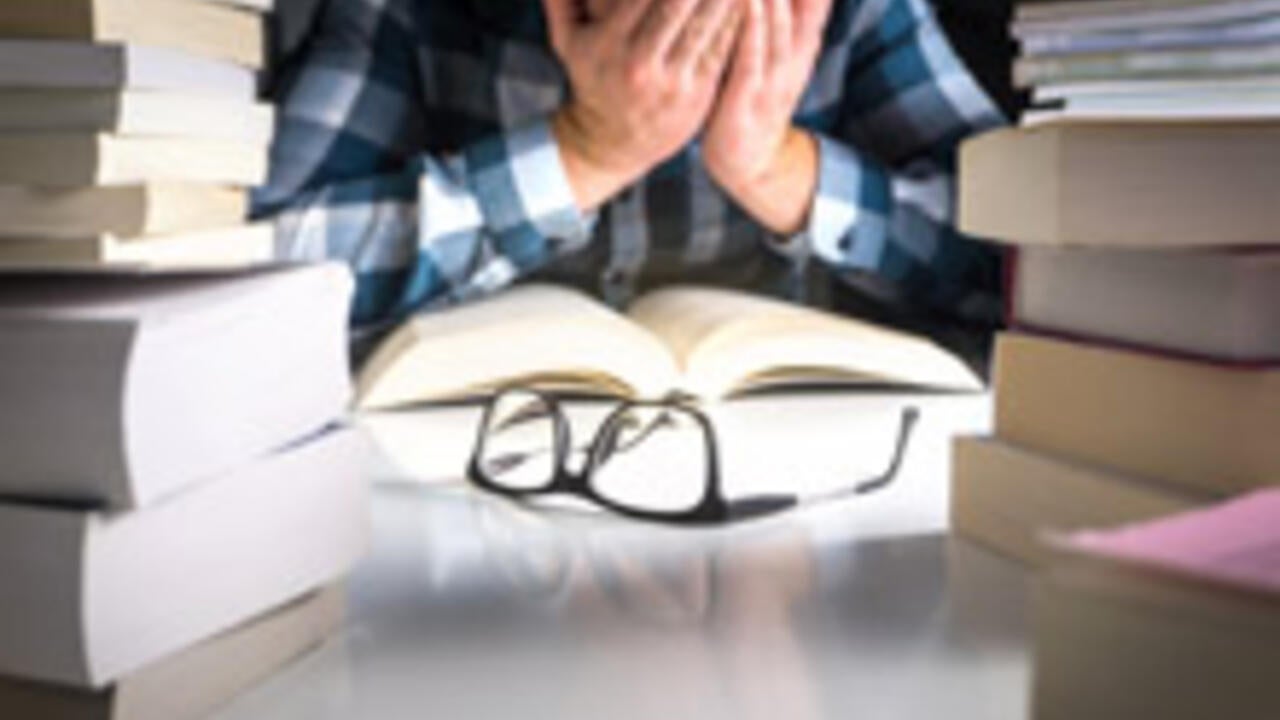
[{"x1": 256, "y1": 0, "x2": 1006, "y2": 351}]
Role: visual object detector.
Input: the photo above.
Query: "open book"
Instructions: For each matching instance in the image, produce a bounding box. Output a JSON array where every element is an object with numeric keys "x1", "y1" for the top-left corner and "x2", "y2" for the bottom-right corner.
[{"x1": 355, "y1": 284, "x2": 983, "y2": 410}]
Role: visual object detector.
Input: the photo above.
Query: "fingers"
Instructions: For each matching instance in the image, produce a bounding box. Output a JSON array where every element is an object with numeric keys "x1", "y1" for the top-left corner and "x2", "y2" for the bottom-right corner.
[
  {"x1": 542, "y1": 0, "x2": 577, "y2": 53},
  {"x1": 668, "y1": 0, "x2": 740, "y2": 76},
  {"x1": 602, "y1": 0, "x2": 665, "y2": 44},
  {"x1": 629, "y1": 0, "x2": 702, "y2": 62},
  {"x1": 766, "y1": 0, "x2": 793, "y2": 67},
  {"x1": 728, "y1": 0, "x2": 768, "y2": 87},
  {"x1": 703, "y1": 2, "x2": 745, "y2": 77},
  {"x1": 794, "y1": 0, "x2": 833, "y2": 50}
]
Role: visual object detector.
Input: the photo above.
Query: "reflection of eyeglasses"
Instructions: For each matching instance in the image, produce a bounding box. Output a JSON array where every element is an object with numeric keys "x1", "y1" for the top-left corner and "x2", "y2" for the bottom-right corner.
[{"x1": 467, "y1": 388, "x2": 920, "y2": 526}]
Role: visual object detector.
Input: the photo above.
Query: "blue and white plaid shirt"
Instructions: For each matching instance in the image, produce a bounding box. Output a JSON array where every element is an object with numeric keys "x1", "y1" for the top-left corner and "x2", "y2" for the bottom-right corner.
[{"x1": 255, "y1": 0, "x2": 1006, "y2": 331}]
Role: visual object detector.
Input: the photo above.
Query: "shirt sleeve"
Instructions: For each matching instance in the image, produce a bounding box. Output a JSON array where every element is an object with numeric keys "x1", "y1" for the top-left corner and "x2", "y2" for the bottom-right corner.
[
  {"x1": 787, "y1": 0, "x2": 1007, "y2": 323},
  {"x1": 252, "y1": 0, "x2": 595, "y2": 329}
]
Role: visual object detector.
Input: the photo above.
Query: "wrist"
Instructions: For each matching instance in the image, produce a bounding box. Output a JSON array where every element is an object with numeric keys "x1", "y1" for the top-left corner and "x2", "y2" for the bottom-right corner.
[
  {"x1": 715, "y1": 127, "x2": 820, "y2": 236},
  {"x1": 552, "y1": 107, "x2": 645, "y2": 211}
]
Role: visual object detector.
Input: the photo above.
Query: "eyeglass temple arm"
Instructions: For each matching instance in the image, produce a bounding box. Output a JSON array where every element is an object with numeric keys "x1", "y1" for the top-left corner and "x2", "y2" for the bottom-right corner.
[
  {"x1": 723, "y1": 406, "x2": 921, "y2": 522},
  {"x1": 855, "y1": 406, "x2": 920, "y2": 495}
]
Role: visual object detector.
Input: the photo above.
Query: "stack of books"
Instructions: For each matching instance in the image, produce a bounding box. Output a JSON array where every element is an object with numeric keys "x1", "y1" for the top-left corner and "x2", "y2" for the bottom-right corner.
[
  {"x1": 1013, "y1": 0, "x2": 1280, "y2": 125},
  {"x1": 949, "y1": 0, "x2": 1280, "y2": 567},
  {"x1": 0, "y1": 2, "x2": 370, "y2": 719},
  {"x1": 0, "y1": 0, "x2": 277, "y2": 269}
]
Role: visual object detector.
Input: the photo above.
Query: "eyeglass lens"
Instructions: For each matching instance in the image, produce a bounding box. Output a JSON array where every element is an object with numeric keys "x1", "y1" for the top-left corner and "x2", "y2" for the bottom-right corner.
[
  {"x1": 588, "y1": 405, "x2": 712, "y2": 515},
  {"x1": 477, "y1": 390, "x2": 560, "y2": 491}
]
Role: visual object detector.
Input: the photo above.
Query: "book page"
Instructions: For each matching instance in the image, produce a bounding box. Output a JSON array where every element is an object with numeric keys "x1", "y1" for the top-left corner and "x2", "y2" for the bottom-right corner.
[
  {"x1": 356, "y1": 285, "x2": 679, "y2": 410},
  {"x1": 626, "y1": 286, "x2": 982, "y2": 399}
]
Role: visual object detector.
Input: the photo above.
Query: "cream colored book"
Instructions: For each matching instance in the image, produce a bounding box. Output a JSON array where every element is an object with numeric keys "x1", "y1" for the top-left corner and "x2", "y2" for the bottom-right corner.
[
  {"x1": 0, "y1": 91, "x2": 274, "y2": 142},
  {"x1": 0, "y1": 585, "x2": 343, "y2": 720},
  {"x1": 0, "y1": 184, "x2": 247, "y2": 240},
  {"x1": 356, "y1": 284, "x2": 983, "y2": 411},
  {"x1": 959, "y1": 123, "x2": 1280, "y2": 248},
  {"x1": 993, "y1": 333, "x2": 1280, "y2": 497},
  {"x1": 0, "y1": 0, "x2": 266, "y2": 69},
  {"x1": 0, "y1": 223, "x2": 274, "y2": 271},
  {"x1": 951, "y1": 436, "x2": 1205, "y2": 566},
  {"x1": 0, "y1": 134, "x2": 267, "y2": 187}
]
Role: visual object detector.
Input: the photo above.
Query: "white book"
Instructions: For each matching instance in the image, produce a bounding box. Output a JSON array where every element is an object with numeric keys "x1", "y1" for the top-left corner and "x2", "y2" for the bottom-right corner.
[
  {"x1": 0, "y1": 133, "x2": 267, "y2": 187},
  {"x1": 1023, "y1": 96, "x2": 1280, "y2": 123},
  {"x1": 1032, "y1": 75, "x2": 1280, "y2": 101},
  {"x1": 0, "y1": 428, "x2": 370, "y2": 689},
  {"x1": 1020, "y1": 15, "x2": 1280, "y2": 56},
  {"x1": 0, "y1": 585, "x2": 344, "y2": 720},
  {"x1": 0, "y1": 264, "x2": 353, "y2": 509},
  {"x1": 0, "y1": 41, "x2": 257, "y2": 99},
  {"x1": 1015, "y1": 42, "x2": 1280, "y2": 87},
  {"x1": 0, "y1": 222, "x2": 276, "y2": 271},
  {"x1": 1011, "y1": 247, "x2": 1280, "y2": 363},
  {"x1": 1015, "y1": 0, "x2": 1280, "y2": 34},
  {"x1": 208, "y1": 0, "x2": 275, "y2": 11},
  {"x1": 0, "y1": 91, "x2": 274, "y2": 142}
]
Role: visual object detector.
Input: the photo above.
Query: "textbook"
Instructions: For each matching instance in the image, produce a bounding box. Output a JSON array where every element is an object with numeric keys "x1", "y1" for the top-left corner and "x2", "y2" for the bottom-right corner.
[
  {"x1": 1018, "y1": 14, "x2": 1280, "y2": 57},
  {"x1": 1013, "y1": 42, "x2": 1280, "y2": 86},
  {"x1": 1013, "y1": 0, "x2": 1280, "y2": 35},
  {"x1": 0, "y1": 222, "x2": 275, "y2": 271},
  {"x1": 0, "y1": 264, "x2": 352, "y2": 509},
  {"x1": 951, "y1": 436, "x2": 1204, "y2": 566},
  {"x1": 0, "y1": 428, "x2": 369, "y2": 688},
  {"x1": 959, "y1": 123, "x2": 1280, "y2": 248},
  {"x1": 0, "y1": 585, "x2": 343, "y2": 720},
  {"x1": 993, "y1": 333, "x2": 1279, "y2": 497},
  {"x1": 0, "y1": 0, "x2": 266, "y2": 69},
  {"x1": 1011, "y1": 247, "x2": 1280, "y2": 363},
  {"x1": 355, "y1": 284, "x2": 983, "y2": 411},
  {"x1": 0, "y1": 41, "x2": 257, "y2": 98},
  {"x1": 1032, "y1": 492, "x2": 1280, "y2": 720},
  {"x1": 0, "y1": 184, "x2": 247, "y2": 240},
  {"x1": 0, "y1": 134, "x2": 267, "y2": 187},
  {"x1": 0, "y1": 91, "x2": 274, "y2": 142}
]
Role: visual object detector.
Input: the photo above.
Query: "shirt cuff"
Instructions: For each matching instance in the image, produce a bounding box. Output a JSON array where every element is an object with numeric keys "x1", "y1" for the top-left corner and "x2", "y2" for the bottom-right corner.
[
  {"x1": 462, "y1": 120, "x2": 598, "y2": 270},
  {"x1": 778, "y1": 133, "x2": 893, "y2": 272}
]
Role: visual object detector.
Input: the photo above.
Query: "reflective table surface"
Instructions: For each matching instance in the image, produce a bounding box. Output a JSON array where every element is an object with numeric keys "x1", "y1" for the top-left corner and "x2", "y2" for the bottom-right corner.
[{"x1": 214, "y1": 393, "x2": 1031, "y2": 720}]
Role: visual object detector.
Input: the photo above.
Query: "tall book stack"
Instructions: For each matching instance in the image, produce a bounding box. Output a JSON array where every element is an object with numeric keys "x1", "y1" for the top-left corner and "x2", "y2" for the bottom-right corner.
[
  {"x1": 950, "y1": 0, "x2": 1280, "y2": 567},
  {"x1": 0, "y1": 0, "x2": 276, "y2": 269},
  {"x1": 0, "y1": 2, "x2": 370, "y2": 719}
]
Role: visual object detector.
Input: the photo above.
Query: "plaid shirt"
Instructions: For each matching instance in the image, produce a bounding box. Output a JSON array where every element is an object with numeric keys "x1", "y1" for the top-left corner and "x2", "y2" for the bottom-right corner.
[{"x1": 255, "y1": 0, "x2": 1006, "y2": 331}]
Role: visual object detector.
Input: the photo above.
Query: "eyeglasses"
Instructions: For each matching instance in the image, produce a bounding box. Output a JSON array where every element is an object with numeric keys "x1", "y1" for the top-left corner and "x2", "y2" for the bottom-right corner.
[{"x1": 467, "y1": 388, "x2": 920, "y2": 526}]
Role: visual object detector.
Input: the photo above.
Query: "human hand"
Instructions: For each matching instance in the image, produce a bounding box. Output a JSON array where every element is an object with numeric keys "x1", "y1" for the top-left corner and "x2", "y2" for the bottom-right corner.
[
  {"x1": 544, "y1": 0, "x2": 743, "y2": 210},
  {"x1": 702, "y1": 0, "x2": 832, "y2": 196}
]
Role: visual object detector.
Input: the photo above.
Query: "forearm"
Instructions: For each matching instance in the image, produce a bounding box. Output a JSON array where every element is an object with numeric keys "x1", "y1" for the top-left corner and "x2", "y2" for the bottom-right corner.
[
  {"x1": 713, "y1": 127, "x2": 820, "y2": 237},
  {"x1": 260, "y1": 120, "x2": 596, "y2": 326}
]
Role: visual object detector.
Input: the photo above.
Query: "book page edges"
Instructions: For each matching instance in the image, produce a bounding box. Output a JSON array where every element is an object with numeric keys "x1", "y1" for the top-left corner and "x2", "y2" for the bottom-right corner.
[{"x1": 355, "y1": 287, "x2": 679, "y2": 410}]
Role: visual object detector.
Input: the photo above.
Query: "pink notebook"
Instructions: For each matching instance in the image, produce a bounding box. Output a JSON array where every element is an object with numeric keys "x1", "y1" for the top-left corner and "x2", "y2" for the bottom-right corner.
[{"x1": 1063, "y1": 490, "x2": 1280, "y2": 597}]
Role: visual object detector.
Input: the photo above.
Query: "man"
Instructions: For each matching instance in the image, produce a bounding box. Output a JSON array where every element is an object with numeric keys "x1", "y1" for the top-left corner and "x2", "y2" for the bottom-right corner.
[{"x1": 257, "y1": 0, "x2": 1006, "y2": 354}]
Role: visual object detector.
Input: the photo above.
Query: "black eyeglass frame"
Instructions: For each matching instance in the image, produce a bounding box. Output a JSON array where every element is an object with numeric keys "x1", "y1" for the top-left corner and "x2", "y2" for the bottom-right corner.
[{"x1": 467, "y1": 388, "x2": 920, "y2": 526}]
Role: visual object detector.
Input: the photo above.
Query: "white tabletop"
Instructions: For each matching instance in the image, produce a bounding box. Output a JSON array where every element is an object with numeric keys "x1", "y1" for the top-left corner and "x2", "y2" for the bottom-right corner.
[{"x1": 212, "y1": 392, "x2": 1032, "y2": 720}]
